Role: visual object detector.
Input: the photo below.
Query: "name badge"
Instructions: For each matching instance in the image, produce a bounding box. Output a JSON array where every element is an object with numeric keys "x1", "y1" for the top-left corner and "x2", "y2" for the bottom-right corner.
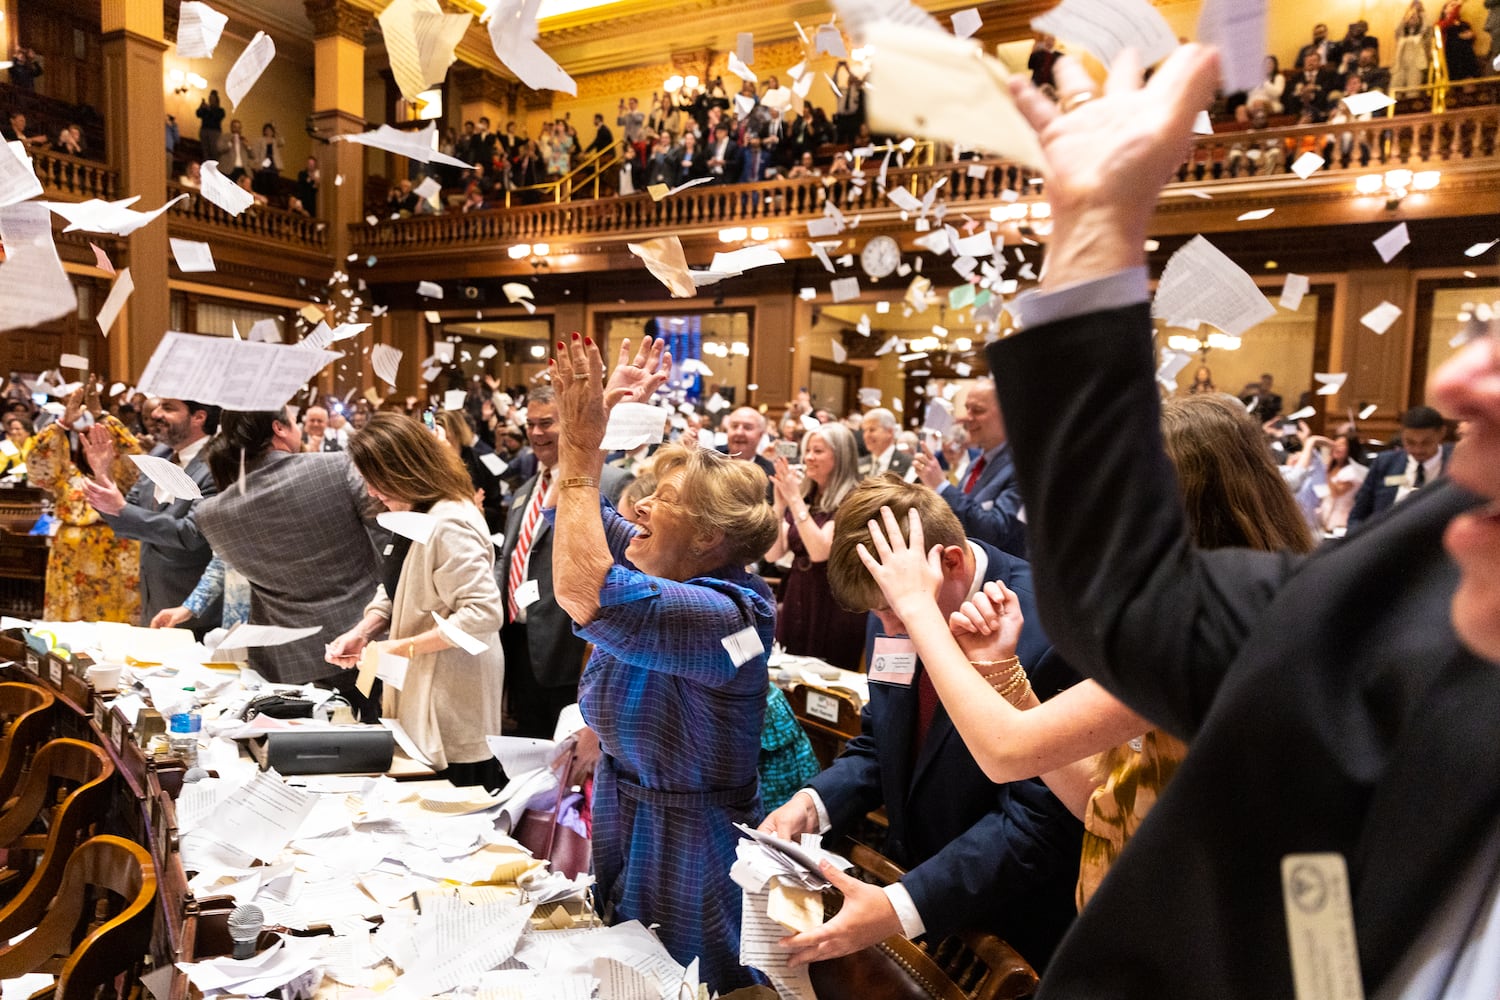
[
  {"x1": 868, "y1": 636, "x2": 917, "y2": 686},
  {"x1": 514, "y1": 578, "x2": 541, "y2": 610},
  {"x1": 1281, "y1": 853, "x2": 1365, "y2": 1000},
  {"x1": 383, "y1": 544, "x2": 394, "y2": 557},
  {"x1": 980, "y1": 500, "x2": 995, "y2": 511},
  {"x1": 1384, "y1": 474, "x2": 1407, "y2": 487}
]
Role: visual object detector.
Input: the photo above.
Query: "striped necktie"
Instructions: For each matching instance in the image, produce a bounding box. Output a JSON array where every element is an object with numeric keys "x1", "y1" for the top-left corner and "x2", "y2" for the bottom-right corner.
[{"x1": 506, "y1": 470, "x2": 551, "y2": 621}]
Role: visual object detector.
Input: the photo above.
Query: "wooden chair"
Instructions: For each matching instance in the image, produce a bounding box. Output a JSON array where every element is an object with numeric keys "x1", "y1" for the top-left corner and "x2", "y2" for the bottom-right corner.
[
  {"x1": 785, "y1": 683, "x2": 862, "y2": 770},
  {"x1": 0, "y1": 835, "x2": 156, "y2": 999},
  {"x1": 0, "y1": 739, "x2": 114, "y2": 928},
  {"x1": 824, "y1": 840, "x2": 1040, "y2": 1000},
  {"x1": 0, "y1": 683, "x2": 56, "y2": 806}
]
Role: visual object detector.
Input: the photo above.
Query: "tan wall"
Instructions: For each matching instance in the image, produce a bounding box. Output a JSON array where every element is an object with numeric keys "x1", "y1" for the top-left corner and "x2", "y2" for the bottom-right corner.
[{"x1": 164, "y1": 32, "x2": 315, "y2": 167}]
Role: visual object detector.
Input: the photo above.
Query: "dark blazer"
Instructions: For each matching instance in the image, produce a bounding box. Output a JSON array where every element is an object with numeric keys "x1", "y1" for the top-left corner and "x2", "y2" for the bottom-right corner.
[
  {"x1": 986, "y1": 303, "x2": 1497, "y2": 998},
  {"x1": 941, "y1": 444, "x2": 1026, "y2": 558},
  {"x1": 808, "y1": 539, "x2": 1082, "y2": 968},
  {"x1": 669, "y1": 146, "x2": 708, "y2": 185},
  {"x1": 714, "y1": 447, "x2": 775, "y2": 502},
  {"x1": 302, "y1": 434, "x2": 341, "y2": 453},
  {"x1": 859, "y1": 449, "x2": 913, "y2": 479},
  {"x1": 196, "y1": 451, "x2": 386, "y2": 684},
  {"x1": 1347, "y1": 444, "x2": 1453, "y2": 530},
  {"x1": 99, "y1": 443, "x2": 218, "y2": 628},
  {"x1": 497, "y1": 465, "x2": 634, "y2": 688}
]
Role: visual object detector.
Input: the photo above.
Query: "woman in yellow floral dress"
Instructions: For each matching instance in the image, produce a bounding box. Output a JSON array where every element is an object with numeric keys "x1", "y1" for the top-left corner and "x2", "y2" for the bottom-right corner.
[{"x1": 26, "y1": 383, "x2": 143, "y2": 623}]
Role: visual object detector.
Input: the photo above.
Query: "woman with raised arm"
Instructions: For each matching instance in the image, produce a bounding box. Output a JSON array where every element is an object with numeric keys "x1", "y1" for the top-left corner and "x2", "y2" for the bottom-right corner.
[{"x1": 548, "y1": 334, "x2": 780, "y2": 993}]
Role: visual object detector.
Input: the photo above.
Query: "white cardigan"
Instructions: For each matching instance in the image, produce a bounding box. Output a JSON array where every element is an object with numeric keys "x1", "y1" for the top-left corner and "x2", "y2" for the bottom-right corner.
[{"x1": 365, "y1": 500, "x2": 505, "y2": 770}]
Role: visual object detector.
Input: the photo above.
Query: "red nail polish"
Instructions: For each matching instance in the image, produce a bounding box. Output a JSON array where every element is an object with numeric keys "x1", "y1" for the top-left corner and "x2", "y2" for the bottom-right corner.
[
  {"x1": 556, "y1": 342, "x2": 564, "y2": 350},
  {"x1": 584, "y1": 337, "x2": 593, "y2": 346},
  {"x1": 572, "y1": 332, "x2": 580, "y2": 341}
]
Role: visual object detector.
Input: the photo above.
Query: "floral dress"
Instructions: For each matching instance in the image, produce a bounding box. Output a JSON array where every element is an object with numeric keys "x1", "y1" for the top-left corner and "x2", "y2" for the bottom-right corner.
[{"x1": 27, "y1": 418, "x2": 143, "y2": 623}]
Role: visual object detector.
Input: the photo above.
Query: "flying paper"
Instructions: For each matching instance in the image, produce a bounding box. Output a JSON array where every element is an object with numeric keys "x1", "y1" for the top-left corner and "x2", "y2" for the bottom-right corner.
[
  {"x1": 867, "y1": 28, "x2": 1045, "y2": 169},
  {"x1": 1196, "y1": 0, "x2": 1265, "y2": 93},
  {"x1": 334, "y1": 122, "x2": 473, "y2": 168},
  {"x1": 1156, "y1": 348, "x2": 1194, "y2": 392},
  {"x1": 950, "y1": 7, "x2": 981, "y2": 38},
  {"x1": 1359, "y1": 403, "x2": 1379, "y2": 420},
  {"x1": 377, "y1": 510, "x2": 438, "y2": 545},
  {"x1": 0, "y1": 203, "x2": 76, "y2": 334},
  {"x1": 710, "y1": 246, "x2": 784, "y2": 273},
  {"x1": 176, "y1": 1, "x2": 229, "y2": 59},
  {"x1": 432, "y1": 611, "x2": 490, "y2": 654},
  {"x1": 1279, "y1": 273, "x2": 1310, "y2": 311},
  {"x1": 1032, "y1": 0, "x2": 1178, "y2": 70},
  {"x1": 226, "y1": 31, "x2": 276, "y2": 109},
  {"x1": 1153, "y1": 235, "x2": 1275, "y2": 336},
  {"x1": 413, "y1": 175, "x2": 441, "y2": 202},
  {"x1": 96, "y1": 267, "x2": 134, "y2": 336},
  {"x1": 600, "y1": 402, "x2": 669, "y2": 451},
  {"x1": 42, "y1": 194, "x2": 189, "y2": 236},
  {"x1": 830, "y1": 339, "x2": 847, "y2": 364},
  {"x1": 1341, "y1": 90, "x2": 1396, "y2": 116},
  {"x1": 1237, "y1": 208, "x2": 1275, "y2": 221},
  {"x1": 1313, "y1": 372, "x2": 1347, "y2": 395},
  {"x1": 1360, "y1": 301, "x2": 1402, "y2": 335},
  {"x1": 379, "y1": 0, "x2": 474, "y2": 103},
  {"x1": 200, "y1": 160, "x2": 256, "y2": 216},
  {"x1": 501, "y1": 282, "x2": 533, "y2": 304},
  {"x1": 1373, "y1": 222, "x2": 1409, "y2": 263},
  {"x1": 443, "y1": 388, "x2": 467, "y2": 411},
  {"x1": 727, "y1": 51, "x2": 757, "y2": 84},
  {"x1": 247, "y1": 318, "x2": 282, "y2": 343},
  {"x1": 128, "y1": 454, "x2": 204, "y2": 504},
  {"x1": 628, "y1": 237, "x2": 695, "y2": 298},
  {"x1": 89, "y1": 242, "x2": 116, "y2": 275},
  {"x1": 1464, "y1": 239, "x2": 1498, "y2": 258},
  {"x1": 137, "y1": 332, "x2": 341, "y2": 410},
  {"x1": 417, "y1": 281, "x2": 444, "y2": 299},
  {"x1": 483, "y1": 0, "x2": 577, "y2": 96},
  {"x1": 1285, "y1": 405, "x2": 1317, "y2": 421},
  {"x1": 371, "y1": 344, "x2": 402, "y2": 387},
  {"x1": 170, "y1": 238, "x2": 216, "y2": 273},
  {"x1": 0, "y1": 140, "x2": 43, "y2": 209},
  {"x1": 1291, "y1": 152, "x2": 1325, "y2": 179},
  {"x1": 831, "y1": 276, "x2": 861, "y2": 303}
]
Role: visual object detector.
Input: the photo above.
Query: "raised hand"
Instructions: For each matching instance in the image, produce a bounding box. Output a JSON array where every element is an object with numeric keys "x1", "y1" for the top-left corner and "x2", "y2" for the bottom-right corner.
[
  {"x1": 855, "y1": 506, "x2": 945, "y2": 617},
  {"x1": 948, "y1": 580, "x2": 1025, "y2": 665},
  {"x1": 80, "y1": 424, "x2": 118, "y2": 488},
  {"x1": 603, "y1": 336, "x2": 670, "y2": 408}
]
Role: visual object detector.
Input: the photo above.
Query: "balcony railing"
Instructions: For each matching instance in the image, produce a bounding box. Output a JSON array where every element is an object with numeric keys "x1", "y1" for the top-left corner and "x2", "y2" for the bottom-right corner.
[
  {"x1": 32, "y1": 147, "x2": 117, "y2": 201},
  {"x1": 353, "y1": 104, "x2": 1500, "y2": 257},
  {"x1": 166, "y1": 182, "x2": 329, "y2": 251}
]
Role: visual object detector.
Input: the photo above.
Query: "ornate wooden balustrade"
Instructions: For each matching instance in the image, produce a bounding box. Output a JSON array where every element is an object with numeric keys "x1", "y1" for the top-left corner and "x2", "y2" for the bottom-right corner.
[
  {"x1": 31, "y1": 147, "x2": 117, "y2": 201},
  {"x1": 165, "y1": 182, "x2": 329, "y2": 252},
  {"x1": 353, "y1": 104, "x2": 1500, "y2": 260}
]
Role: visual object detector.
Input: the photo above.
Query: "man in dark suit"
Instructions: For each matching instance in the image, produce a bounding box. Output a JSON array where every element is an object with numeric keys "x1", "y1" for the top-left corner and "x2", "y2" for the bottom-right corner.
[
  {"x1": 1348, "y1": 404, "x2": 1451, "y2": 530},
  {"x1": 1286, "y1": 50, "x2": 1341, "y2": 120},
  {"x1": 987, "y1": 45, "x2": 1500, "y2": 998},
  {"x1": 669, "y1": 133, "x2": 707, "y2": 186},
  {"x1": 761, "y1": 478, "x2": 1081, "y2": 970},
  {"x1": 83, "y1": 398, "x2": 221, "y2": 632},
  {"x1": 1294, "y1": 22, "x2": 1334, "y2": 74},
  {"x1": 738, "y1": 134, "x2": 773, "y2": 183},
  {"x1": 498, "y1": 386, "x2": 633, "y2": 737},
  {"x1": 912, "y1": 380, "x2": 1026, "y2": 557},
  {"x1": 300, "y1": 405, "x2": 342, "y2": 453},
  {"x1": 705, "y1": 122, "x2": 742, "y2": 184},
  {"x1": 858, "y1": 408, "x2": 912, "y2": 478}
]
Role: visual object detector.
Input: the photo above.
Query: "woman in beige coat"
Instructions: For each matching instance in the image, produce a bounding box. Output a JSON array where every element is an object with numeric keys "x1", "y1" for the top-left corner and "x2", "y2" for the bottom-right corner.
[{"x1": 325, "y1": 413, "x2": 505, "y2": 789}]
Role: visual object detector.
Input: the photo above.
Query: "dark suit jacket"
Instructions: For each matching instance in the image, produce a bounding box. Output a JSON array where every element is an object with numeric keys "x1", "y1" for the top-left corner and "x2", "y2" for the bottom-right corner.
[
  {"x1": 706, "y1": 137, "x2": 742, "y2": 183},
  {"x1": 808, "y1": 539, "x2": 1082, "y2": 968},
  {"x1": 1347, "y1": 444, "x2": 1452, "y2": 530},
  {"x1": 986, "y1": 303, "x2": 1497, "y2": 998},
  {"x1": 859, "y1": 449, "x2": 913, "y2": 478},
  {"x1": 196, "y1": 451, "x2": 386, "y2": 684},
  {"x1": 497, "y1": 465, "x2": 633, "y2": 688},
  {"x1": 941, "y1": 444, "x2": 1026, "y2": 558},
  {"x1": 670, "y1": 147, "x2": 708, "y2": 185},
  {"x1": 99, "y1": 443, "x2": 218, "y2": 627}
]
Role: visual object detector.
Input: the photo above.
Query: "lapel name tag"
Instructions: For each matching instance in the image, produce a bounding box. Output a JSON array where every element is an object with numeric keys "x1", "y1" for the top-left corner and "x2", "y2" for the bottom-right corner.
[
  {"x1": 514, "y1": 579, "x2": 541, "y2": 611},
  {"x1": 1384, "y1": 474, "x2": 1407, "y2": 487},
  {"x1": 868, "y1": 636, "x2": 917, "y2": 686},
  {"x1": 1281, "y1": 853, "x2": 1365, "y2": 1000}
]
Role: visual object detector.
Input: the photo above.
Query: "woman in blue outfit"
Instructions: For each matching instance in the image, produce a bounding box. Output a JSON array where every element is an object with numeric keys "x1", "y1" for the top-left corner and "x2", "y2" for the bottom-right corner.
[{"x1": 549, "y1": 333, "x2": 780, "y2": 992}]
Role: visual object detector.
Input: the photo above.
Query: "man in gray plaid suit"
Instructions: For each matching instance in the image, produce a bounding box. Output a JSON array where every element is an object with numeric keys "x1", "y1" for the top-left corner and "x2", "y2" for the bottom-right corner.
[{"x1": 195, "y1": 409, "x2": 387, "y2": 710}]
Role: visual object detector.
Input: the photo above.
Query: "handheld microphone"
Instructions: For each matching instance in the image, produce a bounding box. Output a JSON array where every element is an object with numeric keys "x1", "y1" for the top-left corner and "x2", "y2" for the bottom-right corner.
[{"x1": 228, "y1": 903, "x2": 264, "y2": 960}]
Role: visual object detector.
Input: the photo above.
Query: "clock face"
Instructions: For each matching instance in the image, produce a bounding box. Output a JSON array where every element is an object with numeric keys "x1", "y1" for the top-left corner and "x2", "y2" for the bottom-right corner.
[{"x1": 861, "y1": 236, "x2": 901, "y2": 279}]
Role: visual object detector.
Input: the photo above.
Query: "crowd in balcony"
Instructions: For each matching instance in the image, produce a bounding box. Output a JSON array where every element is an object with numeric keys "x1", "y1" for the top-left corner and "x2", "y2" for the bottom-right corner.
[{"x1": 3, "y1": 45, "x2": 106, "y2": 163}]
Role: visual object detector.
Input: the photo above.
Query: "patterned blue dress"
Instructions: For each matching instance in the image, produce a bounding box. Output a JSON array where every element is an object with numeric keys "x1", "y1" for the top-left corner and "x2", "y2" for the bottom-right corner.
[{"x1": 555, "y1": 501, "x2": 773, "y2": 993}]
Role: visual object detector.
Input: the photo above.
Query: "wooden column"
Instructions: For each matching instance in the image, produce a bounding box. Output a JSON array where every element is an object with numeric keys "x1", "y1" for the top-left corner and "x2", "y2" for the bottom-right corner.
[
  {"x1": 100, "y1": 0, "x2": 169, "y2": 381},
  {"x1": 305, "y1": 0, "x2": 372, "y2": 267}
]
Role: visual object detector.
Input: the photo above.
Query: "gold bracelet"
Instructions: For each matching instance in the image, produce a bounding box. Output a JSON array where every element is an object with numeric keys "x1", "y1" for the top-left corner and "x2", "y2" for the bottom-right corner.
[
  {"x1": 407, "y1": 638, "x2": 416, "y2": 661},
  {"x1": 969, "y1": 657, "x2": 1021, "y2": 669},
  {"x1": 559, "y1": 476, "x2": 599, "y2": 489}
]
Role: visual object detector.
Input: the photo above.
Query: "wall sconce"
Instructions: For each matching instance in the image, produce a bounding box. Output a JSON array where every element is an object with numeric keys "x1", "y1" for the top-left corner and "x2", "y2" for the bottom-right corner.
[
  {"x1": 508, "y1": 244, "x2": 531, "y2": 259},
  {"x1": 529, "y1": 344, "x2": 547, "y2": 359},
  {"x1": 1168, "y1": 332, "x2": 1242, "y2": 354},
  {"x1": 1357, "y1": 168, "x2": 1439, "y2": 208},
  {"x1": 167, "y1": 68, "x2": 207, "y2": 95},
  {"x1": 718, "y1": 226, "x2": 748, "y2": 242}
]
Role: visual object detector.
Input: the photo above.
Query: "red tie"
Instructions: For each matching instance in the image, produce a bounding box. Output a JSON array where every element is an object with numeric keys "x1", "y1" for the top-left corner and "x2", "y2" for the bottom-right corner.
[
  {"x1": 963, "y1": 455, "x2": 988, "y2": 494},
  {"x1": 506, "y1": 470, "x2": 551, "y2": 621},
  {"x1": 915, "y1": 668, "x2": 939, "y2": 752}
]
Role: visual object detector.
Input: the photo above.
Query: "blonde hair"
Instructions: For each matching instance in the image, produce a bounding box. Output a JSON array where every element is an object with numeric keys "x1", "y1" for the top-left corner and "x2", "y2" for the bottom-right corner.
[
  {"x1": 827, "y1": 475, "x2": 966, "y2": 612},
  {"x1": 434, "y1": 408, "x2": 476, "y2": 448},
  {"x1": 650, "y1": 444, "x2": 777, "y2": 565}
]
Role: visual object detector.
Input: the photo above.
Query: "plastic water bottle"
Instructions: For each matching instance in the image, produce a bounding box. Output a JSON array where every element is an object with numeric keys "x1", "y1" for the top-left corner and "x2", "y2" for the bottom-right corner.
[{"x1": 168, "y1": 711, "x2": 201, "y2": 767}]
